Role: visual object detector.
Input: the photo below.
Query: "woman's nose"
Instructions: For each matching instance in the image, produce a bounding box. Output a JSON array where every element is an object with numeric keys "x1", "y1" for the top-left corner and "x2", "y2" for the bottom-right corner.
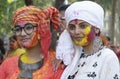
[
  {"x1": 21, "y1": 29, "x2": 26, "y2": 35},
  {"x1": 75, "y1": 26, "x2": 81, "y2": 34}
]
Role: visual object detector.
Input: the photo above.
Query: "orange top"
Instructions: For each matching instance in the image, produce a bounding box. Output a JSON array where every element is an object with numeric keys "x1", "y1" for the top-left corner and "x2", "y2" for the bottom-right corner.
[{"x1": 0, "y1": 50, "x2": 63, "y2": 79}]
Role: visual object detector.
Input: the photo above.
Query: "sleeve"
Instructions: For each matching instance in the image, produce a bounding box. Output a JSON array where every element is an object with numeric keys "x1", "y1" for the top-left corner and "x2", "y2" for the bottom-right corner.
[
  {"x1": 0, "y1": 59, "x2": 8, "y2": 79},
  {"x1": 100, "y1": 50, "x2": 120, "y2": 79},
  {"x1": 52, "y1": 64, "x2": 64, "y2": 79},
  {"x1": 0, "y1": 56, "x2": 18, "y2": 79}
]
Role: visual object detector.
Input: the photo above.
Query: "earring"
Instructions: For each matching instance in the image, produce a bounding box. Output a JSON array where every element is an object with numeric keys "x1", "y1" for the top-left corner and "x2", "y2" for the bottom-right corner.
[
  {"x1": 38, "y1": 34, "x2": 40, "y2": 40},
  {"x1": 93, "y1": 37, "x2": 102, "y2": 53}
]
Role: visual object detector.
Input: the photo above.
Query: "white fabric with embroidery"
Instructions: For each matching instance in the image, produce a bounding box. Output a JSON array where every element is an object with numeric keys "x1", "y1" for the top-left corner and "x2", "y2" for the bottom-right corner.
[{"x1": 61, "y1": 47, "x2": 120, "y2": 79}]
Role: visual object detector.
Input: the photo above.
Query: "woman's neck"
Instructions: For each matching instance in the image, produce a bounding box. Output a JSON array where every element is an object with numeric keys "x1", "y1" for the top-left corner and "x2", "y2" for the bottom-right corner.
[
  {"x1": 26, "y1": 44, "x2": 42, "y2": 56},
  {"x1": 83, "y1": 40, "x2": 94, "y2": 55},
  {"x1": 83, "y1": 36, "x2": 102, "y2": 55},
  {"x1": 22, "y1": 44, "x2": 44, "y2": 63}
]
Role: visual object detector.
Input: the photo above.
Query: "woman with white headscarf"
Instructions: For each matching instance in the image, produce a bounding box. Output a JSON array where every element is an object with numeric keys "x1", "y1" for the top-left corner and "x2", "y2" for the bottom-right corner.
[{"x1": 57, "y1": 1, "x2": 120, "y2": 79}]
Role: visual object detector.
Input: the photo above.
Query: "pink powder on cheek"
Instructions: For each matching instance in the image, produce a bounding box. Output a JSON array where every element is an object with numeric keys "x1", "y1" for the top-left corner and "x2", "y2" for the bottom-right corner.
[
  {"x1": 69, "y1": 31, "x2": 73, "y2": 36},
  {"x1": 69, "y1": 31, "x2": 75, "y2": 39},
  {"x1": 87, "y1": 29, "x2": 95, "y2": 42}
]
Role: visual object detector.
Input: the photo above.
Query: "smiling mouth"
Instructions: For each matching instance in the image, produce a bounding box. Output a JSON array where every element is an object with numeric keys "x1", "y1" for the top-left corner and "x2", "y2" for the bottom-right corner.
[
  {"x1": 74, "y1": 37, "x2": 82, "y2": 41},
  {"x1": 21, "y1": 38, "x2": 29, "y2": 42},
  {"x1": 74, "y1": 34, "x2": 84, "y2": 41}
]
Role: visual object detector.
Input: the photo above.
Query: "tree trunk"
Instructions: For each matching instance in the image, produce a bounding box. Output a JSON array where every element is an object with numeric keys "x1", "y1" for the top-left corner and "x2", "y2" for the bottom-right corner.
[
  {"x1": 110, "y1": 0, "x2": 117, "y2": 45},
  {"x1": 24, "y1": 0, "x2": 33, "y2": 6},
  {"x1": 115, "y1": 0, "x2": 120, "y2": 47},
  {"x1": 54, "y1": 0, "x2": 65, "y2": 9}
]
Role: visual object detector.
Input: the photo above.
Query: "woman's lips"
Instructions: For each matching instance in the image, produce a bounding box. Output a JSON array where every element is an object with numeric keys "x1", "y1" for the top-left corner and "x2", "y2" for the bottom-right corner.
[
  {"x1": 74, "y1": 36, "x2": 82, "y2": 41},
  {"x1": 74, "y1": 34, "x2": 84, "y2": 41},
  {"x1": 21, "y1": 38, "x2": 29, "y2": 42}
]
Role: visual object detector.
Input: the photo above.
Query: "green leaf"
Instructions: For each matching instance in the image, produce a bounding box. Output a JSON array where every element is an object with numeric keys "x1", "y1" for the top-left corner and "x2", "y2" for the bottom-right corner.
[{"x1": 7, "y1": 0, "x2": 14, "y2": 4}]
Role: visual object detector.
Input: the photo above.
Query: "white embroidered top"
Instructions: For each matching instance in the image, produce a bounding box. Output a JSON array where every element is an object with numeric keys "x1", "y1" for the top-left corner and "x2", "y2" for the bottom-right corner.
[{"x1": 61, "y1": 46, "x2": 120, "y2": 79}]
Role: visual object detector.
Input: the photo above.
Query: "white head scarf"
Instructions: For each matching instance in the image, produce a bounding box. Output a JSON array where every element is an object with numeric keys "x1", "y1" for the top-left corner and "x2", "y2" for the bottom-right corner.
[{"x1": 65, "y1": 1, "x2": 104, "y2": 30}]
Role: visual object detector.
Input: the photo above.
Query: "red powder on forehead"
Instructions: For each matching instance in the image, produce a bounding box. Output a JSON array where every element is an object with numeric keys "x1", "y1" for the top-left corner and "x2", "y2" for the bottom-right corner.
[{"x1": 74, "y1": 19, "x2": 78, "y2": 24}]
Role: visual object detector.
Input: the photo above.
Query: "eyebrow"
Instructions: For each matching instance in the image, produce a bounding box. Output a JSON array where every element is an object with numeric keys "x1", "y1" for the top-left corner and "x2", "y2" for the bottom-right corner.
[{"x1": 14, "y1": 25, "x2": 20, "y2": 27}]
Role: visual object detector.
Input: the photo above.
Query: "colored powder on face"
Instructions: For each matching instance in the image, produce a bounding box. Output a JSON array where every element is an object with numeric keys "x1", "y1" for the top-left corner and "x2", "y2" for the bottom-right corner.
[
  {"x1": 74, "y1": 19, "x2": 78, "y2": 25},
  {"x1": 18, "y1": 21, "x2": 25, "y2": 27}
]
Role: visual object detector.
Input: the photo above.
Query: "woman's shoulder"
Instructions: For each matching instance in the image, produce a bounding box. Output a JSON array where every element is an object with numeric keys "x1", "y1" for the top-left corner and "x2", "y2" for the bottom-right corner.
[
  {"x1": 6, "y1": 56, "x2": 19, "y2": 61},
  {"x1": 100, "y1": 47, "x2": 118, "y2": 59},
  {"x1": 102, "y1": 47, "x2": 115, "y2": 54},
  {"x1": 1, "y1": 56, "x2": 19, "y2": 66}
]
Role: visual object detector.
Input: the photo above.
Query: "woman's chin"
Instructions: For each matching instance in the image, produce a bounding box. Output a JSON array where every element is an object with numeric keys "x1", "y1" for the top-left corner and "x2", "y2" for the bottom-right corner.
[{"x1": 22, "y1": 44, "x2": 31, "y2": 48}]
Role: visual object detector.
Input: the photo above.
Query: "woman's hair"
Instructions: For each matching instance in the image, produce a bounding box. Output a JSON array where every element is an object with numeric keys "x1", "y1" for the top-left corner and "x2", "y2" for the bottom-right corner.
[
  {"x1": 0, "y1": 38, "x2": 5, "y2": 55},
  {"x1": 0, "y1": 38, "x2": 5, "y2": 64},
  {"x1": 9, "y1": 35, "x2": 17, "y2": 41},
  {"x1": 58, "y1": 4, "x2": 70, "y2": 11}
]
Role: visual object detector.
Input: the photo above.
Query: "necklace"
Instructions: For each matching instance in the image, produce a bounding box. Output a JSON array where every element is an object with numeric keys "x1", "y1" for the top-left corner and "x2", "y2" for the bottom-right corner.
[{"x1": 18, "y1": 55, "x2": 44, "y2": 79}]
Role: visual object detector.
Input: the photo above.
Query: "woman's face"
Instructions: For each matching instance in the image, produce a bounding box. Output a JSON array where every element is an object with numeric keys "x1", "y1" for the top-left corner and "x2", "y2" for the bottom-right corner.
[
  {"x1": 67, "y1": 19, "x2": 95, "y2": 46},
  {"x1": 9, "y1": 38, "x2": 18, "y2": 50},
  {"x1": 59, "y1": 11, "x2": 66, "y2": 31},
  {"x1": 13, "y1": 21, "x2": 38, "y2": 48}
]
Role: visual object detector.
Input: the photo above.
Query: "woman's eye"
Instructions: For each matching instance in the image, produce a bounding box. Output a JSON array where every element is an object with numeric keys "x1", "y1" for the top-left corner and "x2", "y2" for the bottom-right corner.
[
  {"x1": 15, "y1": 27, "x2": 21, "y2": 32},
  {"x1": 79, "y1": 24, "x2": 86, "y2": 29},
  {"x1": 25, "y1": 24, "x2": 33, "y2": 30},
  {"x1": 79, "y1": 22, "x2": 89, "y2": 29},
  {"x1": 68, "y1": 24, "x2": 75, "y2": 30}
]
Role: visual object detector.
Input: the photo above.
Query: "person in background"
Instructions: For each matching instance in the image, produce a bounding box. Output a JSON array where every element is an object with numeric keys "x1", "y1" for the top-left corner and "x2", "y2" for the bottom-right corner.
[
  {"x1": 0, "y1": 6, "x2": 64, "y2": 79},
  {"x1": 94, "y1": 27, "x2": 111, "y2": 48},
  {"x1": 100, "y1": 34, "x2": 111, "y2": 47},
  {"x1": 57, "y1": 1, "x2": 120, "y2": 79},
  {"x1": 116, "y1": 48, "x2": 120, "y2": 63},
  {"x1": 58, "y1": 4, "x2": 70, "y2": 33},
  {"x1": 105, "y1": 36, "x2": 111, "y2": 47},
  {"x1": 0, "y1": 38, "x2": 5, "y2": 64},
  {"x1": 111, "y1": 45, "x2": 120, "y2": 63},
  {"x1": 6, "y1": 35, "x2": 25, "y2": 57},
  {"x1": 53, "y1": 4, "x2": 72, "y2": 70}
]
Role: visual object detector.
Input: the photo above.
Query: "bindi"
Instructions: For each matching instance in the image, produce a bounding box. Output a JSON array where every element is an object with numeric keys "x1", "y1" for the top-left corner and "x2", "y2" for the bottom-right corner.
[{"x1": 74, "y1": 19, "x2": 78, "y2": 25}]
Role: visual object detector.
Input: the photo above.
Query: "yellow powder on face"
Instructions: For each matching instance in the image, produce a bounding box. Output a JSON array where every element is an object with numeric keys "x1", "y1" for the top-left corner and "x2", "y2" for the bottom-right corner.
[
  {"x1": 84, "y1": 25, "x2": 91, "y2": 35},
  {"x1": 73, "y1": 25, "x2": 91, "y2": 46}
]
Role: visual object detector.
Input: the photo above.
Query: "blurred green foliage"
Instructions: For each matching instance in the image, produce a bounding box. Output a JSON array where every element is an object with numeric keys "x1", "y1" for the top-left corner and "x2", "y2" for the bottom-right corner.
[{"x1": 0, "y1": 0, "x2": 25, "y2": 37}]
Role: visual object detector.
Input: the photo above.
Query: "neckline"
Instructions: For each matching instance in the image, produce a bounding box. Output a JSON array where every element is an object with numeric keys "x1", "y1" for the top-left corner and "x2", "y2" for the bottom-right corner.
[
  {"x1": 80, "y1": 45, "x2": 104, "y2": 58},
  {"x1": 18, "y1": 55, "x2": 44, "y2": 79}
]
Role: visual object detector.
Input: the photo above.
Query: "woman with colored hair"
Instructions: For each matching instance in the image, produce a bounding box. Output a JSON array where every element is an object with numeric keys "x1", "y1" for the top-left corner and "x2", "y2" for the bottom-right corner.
[
  {"x1": 56, "y1": 1, "x2": 120, "y2": 79},
  {"x1": 0, "y1": 6, "x2": 63, "y2": 79}
]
